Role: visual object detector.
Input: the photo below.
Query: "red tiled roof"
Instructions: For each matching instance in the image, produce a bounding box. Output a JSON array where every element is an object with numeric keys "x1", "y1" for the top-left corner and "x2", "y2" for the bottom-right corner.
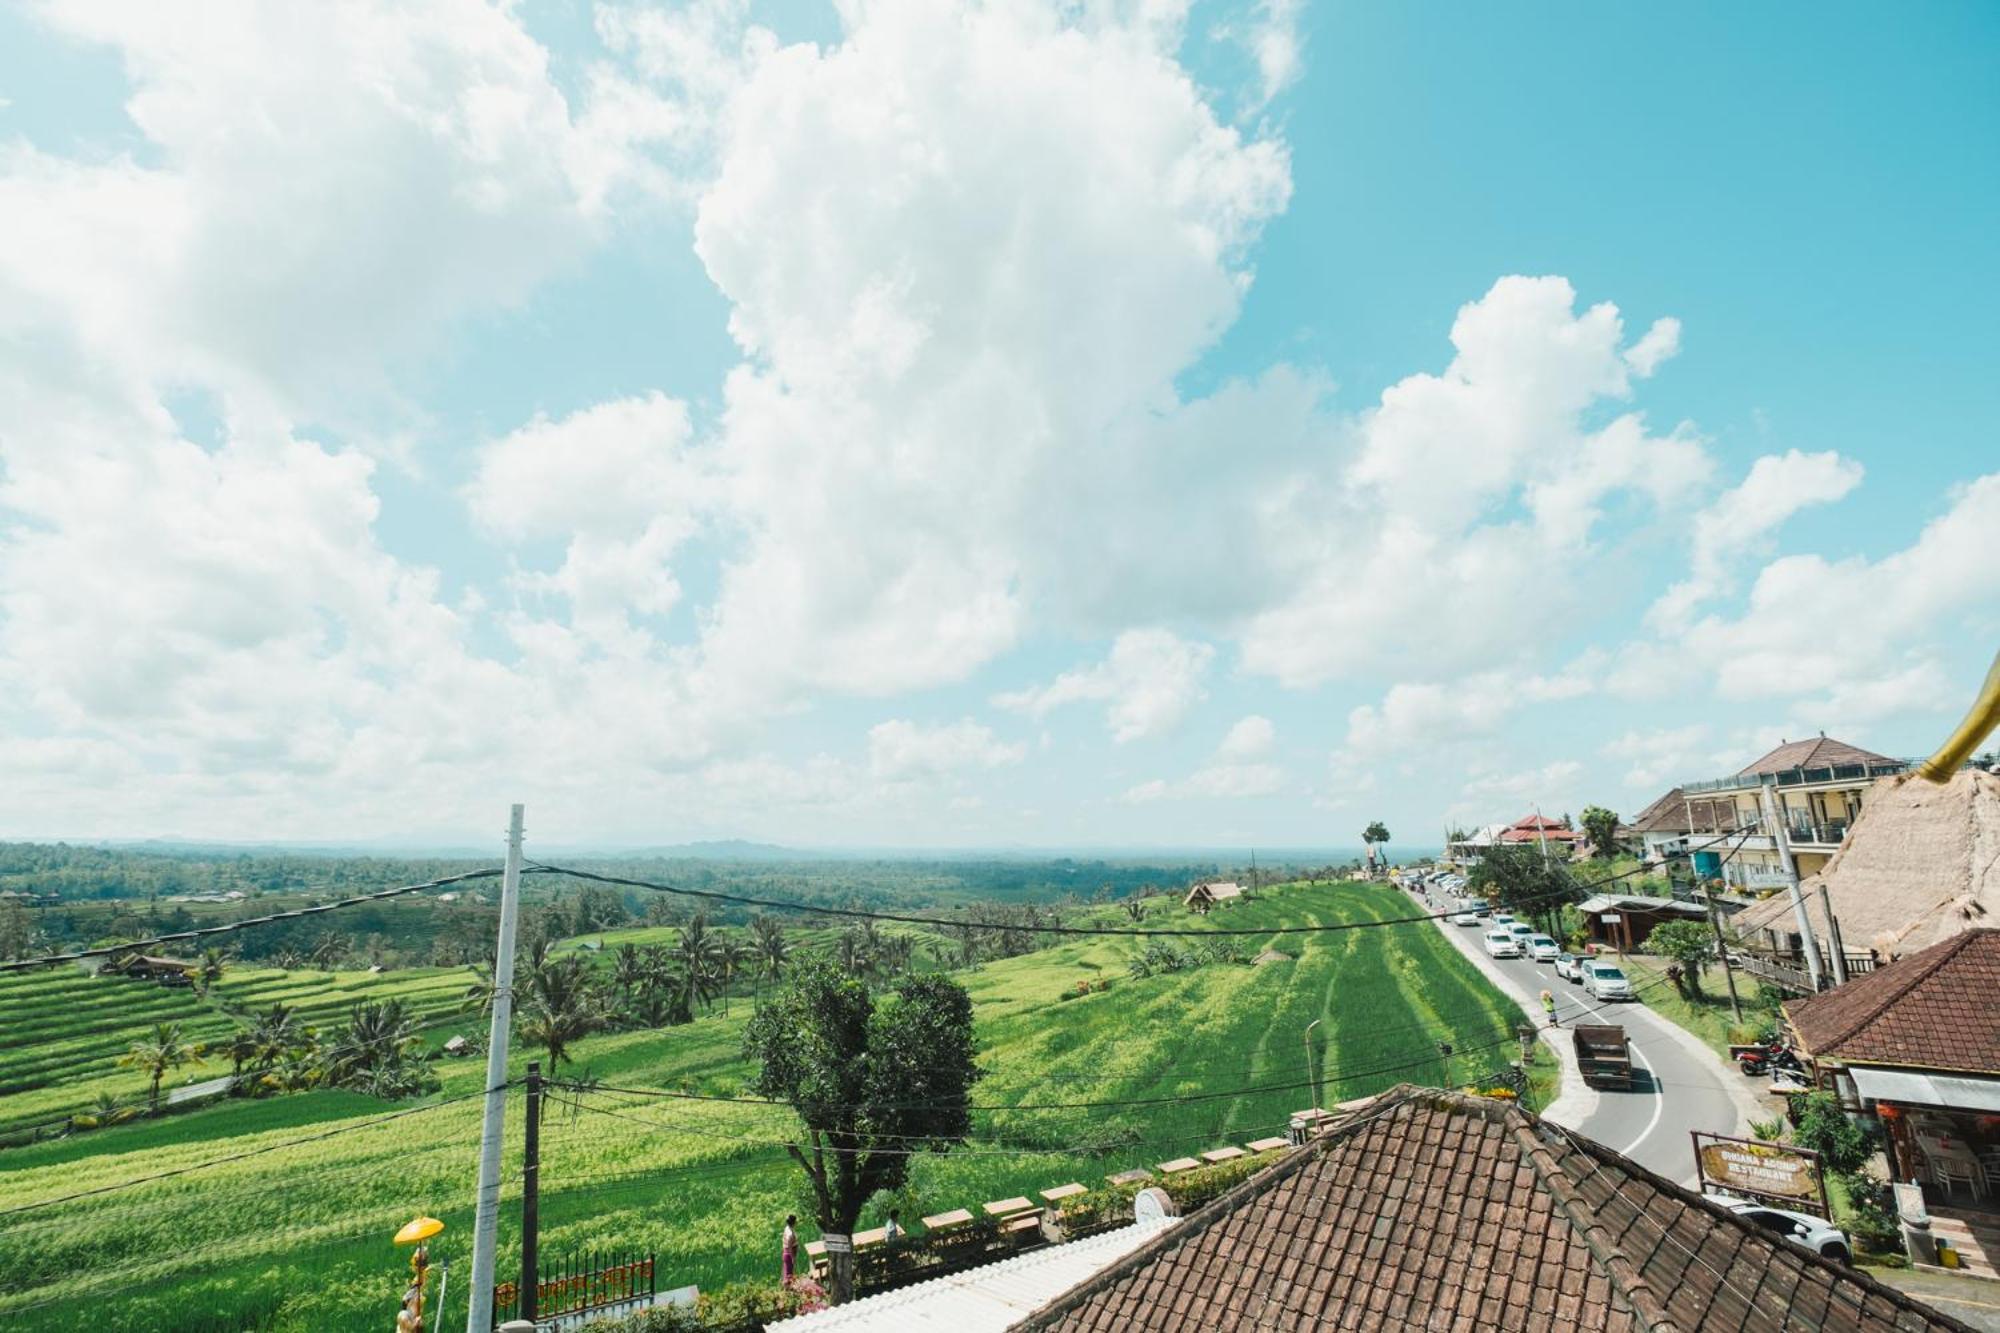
[
  {"x1": 1785, "y1": 928, "x2": 2000, "y2": 1075},
  {"x1": 1017, "y1": 1088, "x2": 1969, "y2": 1333},
  {"x1": 1500, "y1": 827, "x2": 1580, "y2": 843},
  {"x1": 1738, "y1": 735, "x2": 1898, "y2": 777},
  {"x1": 1511, "y1": 813, "x2": 1568, "y2": 830}
]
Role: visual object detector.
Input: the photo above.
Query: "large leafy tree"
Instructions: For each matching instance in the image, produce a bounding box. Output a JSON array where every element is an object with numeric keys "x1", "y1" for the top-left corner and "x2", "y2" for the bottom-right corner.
[
  {"x1": 1644, "y1": 919, "x2": 1715, "y2": 998},
  {"x1": 1579, "y1": 805, "x2": 1622, "y2": 860},
  {"x1": 744, "y1": 957, "x2": 983, "y2": 1303},
  {"x1": 1467, "y1": 845, "x2": 1577, "y2": 934}
]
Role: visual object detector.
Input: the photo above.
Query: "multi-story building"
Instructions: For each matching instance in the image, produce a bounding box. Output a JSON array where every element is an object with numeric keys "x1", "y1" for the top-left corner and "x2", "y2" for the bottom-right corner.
[{"x1": 1636, "y1": 734, "x2": 1909, "y2": 893}]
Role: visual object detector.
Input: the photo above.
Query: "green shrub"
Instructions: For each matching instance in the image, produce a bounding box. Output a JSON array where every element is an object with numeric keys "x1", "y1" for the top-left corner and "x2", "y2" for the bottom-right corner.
[
  {"x1": 1835, "y1": 1170, "x2": 1900, "y2": 1253},
  {"x1": 1788, "y1": 1092, "x2": 1874, "y2": 1174}
]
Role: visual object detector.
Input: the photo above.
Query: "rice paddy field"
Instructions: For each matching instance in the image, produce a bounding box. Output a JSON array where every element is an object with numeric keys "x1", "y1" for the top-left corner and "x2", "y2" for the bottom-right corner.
[
  {"x1": 0, "y1": 963, "x2": 479, "y2": 1139},
  {"x1": 0, "y1": 878, "x2": 1529, "y2": 1331}
]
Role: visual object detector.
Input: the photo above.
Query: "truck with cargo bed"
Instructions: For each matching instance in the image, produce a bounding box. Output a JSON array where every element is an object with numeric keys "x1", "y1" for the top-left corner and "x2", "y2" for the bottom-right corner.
[{"x1": 1573, "y1": 1023, "x2": 1633, "y2": 1090}]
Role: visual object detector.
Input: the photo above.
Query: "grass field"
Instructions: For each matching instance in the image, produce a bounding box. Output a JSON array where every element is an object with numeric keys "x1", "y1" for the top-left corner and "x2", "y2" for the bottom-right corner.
[{"x1": 0, "y1": 879, "x2": 1531, "y2": 1331}]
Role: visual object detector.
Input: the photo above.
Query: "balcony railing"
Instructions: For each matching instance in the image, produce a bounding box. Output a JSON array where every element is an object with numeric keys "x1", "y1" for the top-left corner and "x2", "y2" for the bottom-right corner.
[
  {"x1": 1682, "y1": 759, "x2": 1913, "y2": 796},
  {"x1": 1784, "y1": 819, "x2": 1849, "y2": 848}
]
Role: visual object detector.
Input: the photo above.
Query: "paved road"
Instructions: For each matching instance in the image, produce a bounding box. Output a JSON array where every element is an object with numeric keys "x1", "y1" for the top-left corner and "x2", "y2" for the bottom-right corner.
[{"x1": 1425, "y1": 899, "x2": 1751, "y2": 1186}]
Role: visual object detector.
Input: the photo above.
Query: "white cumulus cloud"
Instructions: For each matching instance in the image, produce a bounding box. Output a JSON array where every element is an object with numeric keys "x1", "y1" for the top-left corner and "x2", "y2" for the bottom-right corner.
[{"x1": 995, "y1": 629, "x2": 1216, "y2": 742}]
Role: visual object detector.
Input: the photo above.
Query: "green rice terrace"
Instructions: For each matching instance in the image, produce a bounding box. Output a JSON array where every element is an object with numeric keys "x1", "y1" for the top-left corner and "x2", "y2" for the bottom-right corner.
[
  {"x1": 0, "y1": 962, "x2": 475, "y2": 1140},
  {"x1": 0, "y1": 878, "x2": 1533, "y2": 1332}
]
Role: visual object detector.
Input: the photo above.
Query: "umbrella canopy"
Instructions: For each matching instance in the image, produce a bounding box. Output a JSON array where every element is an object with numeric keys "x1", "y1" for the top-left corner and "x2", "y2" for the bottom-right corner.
[{"x1": 394, "y1": 1217, "x2": 445, "y2": 1246}]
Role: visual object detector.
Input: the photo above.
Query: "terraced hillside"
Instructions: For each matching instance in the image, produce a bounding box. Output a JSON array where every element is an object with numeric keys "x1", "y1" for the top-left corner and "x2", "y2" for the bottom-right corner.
[
  {"x1": 0, "y1": 963, "x2": 481, "y2": 1140},
  {"x1": 0, "y1": 879, "x2": 1528, "y2": 1332}
]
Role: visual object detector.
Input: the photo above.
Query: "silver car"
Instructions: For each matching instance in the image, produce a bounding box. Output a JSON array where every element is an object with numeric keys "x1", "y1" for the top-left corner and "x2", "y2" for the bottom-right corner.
[{"x1": 1583, "y1": 962, "x2": 1633, "y2": 1001}]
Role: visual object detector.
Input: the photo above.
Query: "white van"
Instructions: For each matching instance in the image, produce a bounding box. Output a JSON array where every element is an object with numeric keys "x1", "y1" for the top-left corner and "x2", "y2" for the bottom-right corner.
[{"x1": 1483, "y1": 929, "x2": 1524, "y2": 959}]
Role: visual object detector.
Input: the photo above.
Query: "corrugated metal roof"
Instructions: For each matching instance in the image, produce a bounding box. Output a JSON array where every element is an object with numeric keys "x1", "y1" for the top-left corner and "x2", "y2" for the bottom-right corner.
[{"x1": 763, "y1": 1219, "x2": 1177, "y2": 1332}]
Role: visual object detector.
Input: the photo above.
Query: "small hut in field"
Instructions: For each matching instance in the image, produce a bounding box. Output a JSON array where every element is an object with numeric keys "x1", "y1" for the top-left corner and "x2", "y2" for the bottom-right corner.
[{"x1": 1184, "y1": 881, "x2": 1245, "y2": 914}]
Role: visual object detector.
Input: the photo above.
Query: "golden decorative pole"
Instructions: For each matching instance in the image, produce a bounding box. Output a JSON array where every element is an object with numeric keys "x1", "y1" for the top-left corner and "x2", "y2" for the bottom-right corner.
[{"x1": 395, "y1": 1216, "x2": 446, "y2": 1331}]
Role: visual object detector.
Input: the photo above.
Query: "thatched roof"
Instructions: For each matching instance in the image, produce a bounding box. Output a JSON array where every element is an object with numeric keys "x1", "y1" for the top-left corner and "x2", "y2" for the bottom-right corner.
[
  {"x1": 1252, "y1": 948, "x2": 1292, "y2": 965},
  {"x1": 1733, "y1": 769, "x2": 2000, "y2": 958}
]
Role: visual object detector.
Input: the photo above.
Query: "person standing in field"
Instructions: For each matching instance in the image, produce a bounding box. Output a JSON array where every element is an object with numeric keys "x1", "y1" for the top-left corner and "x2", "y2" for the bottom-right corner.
[{"x1": 782, "y1": 1214, "x2": 799, "y2": 1282}]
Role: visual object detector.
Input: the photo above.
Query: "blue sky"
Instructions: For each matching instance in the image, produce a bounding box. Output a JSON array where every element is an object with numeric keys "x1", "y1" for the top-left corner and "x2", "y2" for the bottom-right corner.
[{"x1": 1, "y1": 1, "x2": 1995, "y2": 849}]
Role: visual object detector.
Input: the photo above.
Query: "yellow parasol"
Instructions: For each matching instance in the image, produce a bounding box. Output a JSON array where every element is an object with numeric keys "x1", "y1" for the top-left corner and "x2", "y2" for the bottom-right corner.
[{"x1": 394, "y1": 1217, "x2": 445, "y2": 1246}]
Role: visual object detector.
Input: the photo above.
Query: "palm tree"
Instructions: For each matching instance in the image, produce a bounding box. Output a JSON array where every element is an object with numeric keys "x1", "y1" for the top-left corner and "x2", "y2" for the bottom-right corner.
[
  {"x1": 323, "y1": 999, "x2": 423, "y2": 1086},
  {"x1": 309, "y1": 932, "x2": 347, "y2": 971},
  {"x1": 250, "y1": 1004, "x2": 307, "y2": 1076},
  {"x1": 519, "y1": 954, "x2": 605, "y2": 1068},
  {"x1": 925, "y1": 938, "x2": 955, "y2": 973},
  {"x1": 675, "y1": 916, "x2": 721, "y2": 1015},
  {"x1": 716, "y1": 935, "x2": 757, "y2": 1015},
  {"x1": 460, "y1": 959, "x2": 498, "y2": 1017},
  {"x1": 751, "y1": 917, "x2": 790, "y2": 991},
  {"x1": 878, "y1": 934, "x2": 915, "y2": 976},
  {"x1": 195, "y1": 946, "x2": 230, "y2": 998},
  {"x1": 612, "y1": 943, "x2": 647, "y2": 1017},
  {"x1": 122, "y1": 1022, "x2": 197, "y2": 1114},
  {"x1": 223, "y1": 1024, "x2": 261, "y2": 1084}
]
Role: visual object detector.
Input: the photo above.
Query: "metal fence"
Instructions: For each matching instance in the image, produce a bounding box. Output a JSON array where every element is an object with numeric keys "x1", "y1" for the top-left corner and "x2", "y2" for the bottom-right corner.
[{"x1": 492, "y1": 1250, "x2": 655, "y2": 1329}]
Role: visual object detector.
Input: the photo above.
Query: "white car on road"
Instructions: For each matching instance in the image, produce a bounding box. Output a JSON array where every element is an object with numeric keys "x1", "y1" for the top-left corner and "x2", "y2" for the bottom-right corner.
[
  {"x1": 1554, "y1": 953, "x2": 1584, "y2": 982},
  {"x1": 1526, "y1": 934, "x2": 1561, "y2": 962},
  {"x1": 1451, "y1": 911, "x2": 1481, "y2": 926},
  {"x1": 1483, "y1": 929, "x2": 1524, "y2": 959},
  {"x1": 1706, "y1": 1196, "x2": 1851, "y2": 1264},
  {"x1": 1582, "y1": 961, "x2": 1634, "y2": 1001}
]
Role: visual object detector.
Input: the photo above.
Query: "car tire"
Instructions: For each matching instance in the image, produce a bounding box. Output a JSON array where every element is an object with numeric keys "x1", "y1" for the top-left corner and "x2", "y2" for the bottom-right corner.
[{"x1": 1821, "y1": 1243, "x2": 1849, "y2": 1265}]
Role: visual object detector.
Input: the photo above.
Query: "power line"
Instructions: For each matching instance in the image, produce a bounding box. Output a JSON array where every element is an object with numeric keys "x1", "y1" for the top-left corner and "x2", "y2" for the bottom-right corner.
[
  {"x1": 525, "y1": 855, "x2": 1686, "y2": 939},
  {"x1": 0, "y1": 866, "x2": 507, "y2": 974}
]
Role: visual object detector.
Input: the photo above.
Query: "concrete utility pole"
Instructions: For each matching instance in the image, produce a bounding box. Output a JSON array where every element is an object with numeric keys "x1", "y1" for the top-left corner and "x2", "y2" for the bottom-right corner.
[
  {"x1": 467, "y1": 804, "x2": 525, "y2": 1333},
  {"x1": 1758, "y1": 786, "x2": 1823, "y2": 992}
]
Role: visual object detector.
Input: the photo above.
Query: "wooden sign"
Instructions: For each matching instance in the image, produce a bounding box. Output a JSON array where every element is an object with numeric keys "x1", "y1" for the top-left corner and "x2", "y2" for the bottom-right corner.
[
  {"x1": 1692, "y1": 1132, "x2": 1827, "y2": 1216},
  {"x1": 820, "y1": 1233, "x2": 852, "y2": 1254}
]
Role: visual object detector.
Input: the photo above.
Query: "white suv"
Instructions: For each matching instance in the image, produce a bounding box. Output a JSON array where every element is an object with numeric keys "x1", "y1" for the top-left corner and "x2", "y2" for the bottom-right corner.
[
  {"x1": 1483, "y1": 929, "x2": 1524, "y2": 959},
  {"x1": 1582, "y1": 962, "x2": 1633, "y2": 1001},
  {"x1": 1706, "y1": 1195, "x2": 1851, "y2": 1264}
]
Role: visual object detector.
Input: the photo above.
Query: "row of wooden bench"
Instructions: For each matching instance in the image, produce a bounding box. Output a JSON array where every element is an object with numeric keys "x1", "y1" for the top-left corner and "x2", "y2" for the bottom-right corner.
[{"x1": 802, "y1": 1111, "x2": 1336, "y2": 1273}]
